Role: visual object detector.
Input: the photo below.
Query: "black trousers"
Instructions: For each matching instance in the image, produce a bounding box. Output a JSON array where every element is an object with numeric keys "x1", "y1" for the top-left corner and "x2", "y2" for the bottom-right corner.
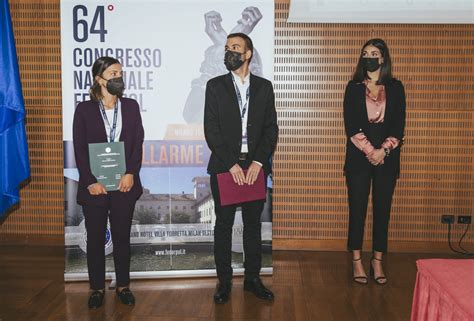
[
  {"x1": 346, "y1": 168, "x2": 397, "y2": 253},
  {"x1": 210, "y1": 166, "x2": 265, "y2": 283},
  {"x1": 82, "y1": 192, "x2": 136, "y2": 290}
]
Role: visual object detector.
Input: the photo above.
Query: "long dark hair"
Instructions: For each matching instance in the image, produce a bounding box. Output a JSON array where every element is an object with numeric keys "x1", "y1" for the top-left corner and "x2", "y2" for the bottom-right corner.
[
  {"x1": 352, "y1": 38, "x2": 394, "y2": 85},
  {"x1": 89, "y1": 56, "x2": 121, "y2": 101}
]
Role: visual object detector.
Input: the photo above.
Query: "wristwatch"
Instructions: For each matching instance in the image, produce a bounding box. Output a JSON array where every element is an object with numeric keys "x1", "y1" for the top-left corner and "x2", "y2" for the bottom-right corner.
[{"x1": 384, "y1": 148, "x2": 390, "y2": 157}]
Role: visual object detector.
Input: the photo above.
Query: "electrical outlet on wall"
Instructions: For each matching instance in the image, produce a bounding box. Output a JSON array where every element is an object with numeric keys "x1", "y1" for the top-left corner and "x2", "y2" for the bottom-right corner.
[
  {"x1": 457, "y1": 216, "x2": 472, "y2": 224},
  {"x1": 441, "y1": 215, "x2": 455, "y2": 224}
]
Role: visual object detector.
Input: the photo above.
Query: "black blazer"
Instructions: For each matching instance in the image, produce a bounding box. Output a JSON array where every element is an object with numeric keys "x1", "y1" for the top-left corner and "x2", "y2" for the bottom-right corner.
[
  {"x1": 204, "y1": 73, "x2": 278, "y2": 175},
  {"x1": 343, "y1": 79, "x2": 406, "y2": 175},
  {"x1": 73, "y1": 97, "x2": 144, "y2": 206}
]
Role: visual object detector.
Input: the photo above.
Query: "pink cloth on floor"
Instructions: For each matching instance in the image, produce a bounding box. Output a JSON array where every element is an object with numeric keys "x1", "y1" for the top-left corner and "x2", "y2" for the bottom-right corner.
[{"x1": 411, "y1": 259, "x2": 474, "y2": 321}]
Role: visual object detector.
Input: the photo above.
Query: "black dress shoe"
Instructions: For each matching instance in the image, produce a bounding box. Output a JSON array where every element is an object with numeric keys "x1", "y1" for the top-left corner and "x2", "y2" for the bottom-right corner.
[
  {"x1": 88, "y1": 290, "x2": 105, "y2": 309},
  {"x1": 116, "y1": 288, "x2": 135, "y2": 306},
  {"x1": 213, "y1": 281, "x2": 231, "y2": 304},
  {"x1": 244, "y1": 277, "x2": 274, "y2": 301}
]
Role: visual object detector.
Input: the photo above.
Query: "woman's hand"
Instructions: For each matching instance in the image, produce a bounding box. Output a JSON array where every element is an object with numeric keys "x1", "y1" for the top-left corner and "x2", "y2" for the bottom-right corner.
[
  {"x1": 87, "y1": 183, "x2": 107, "y2": 195},
  {"x1": 367, "y1": 148, "x2": 386, "y2": 166},
  {"x1": 118, "y1": 174, "x2": 134, "y2": 192}
]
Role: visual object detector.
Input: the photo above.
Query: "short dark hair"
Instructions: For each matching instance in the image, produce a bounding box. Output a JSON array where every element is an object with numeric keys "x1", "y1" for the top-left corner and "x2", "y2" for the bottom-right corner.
[
  {"x1": 89, "y1": 56, "x2": 121, "y2": 101},
  {"x1": 352, "y1": 38, "x2": 394, "y2": 85},
  {"x1": 227, "y1": 32, "x2": 253, "y2": 62}
]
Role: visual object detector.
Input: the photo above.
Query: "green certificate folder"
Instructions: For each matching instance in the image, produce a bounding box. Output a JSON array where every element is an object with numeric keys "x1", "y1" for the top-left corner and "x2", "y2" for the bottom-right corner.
[{"x1": 88, "y1": 142, "x2": 126, "y2": 191}]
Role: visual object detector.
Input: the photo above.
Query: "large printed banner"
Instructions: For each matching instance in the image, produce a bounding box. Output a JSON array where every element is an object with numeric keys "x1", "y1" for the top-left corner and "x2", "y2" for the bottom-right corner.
[{"x1": 61, "y1": 0, "x2": 274, "y2": 280}]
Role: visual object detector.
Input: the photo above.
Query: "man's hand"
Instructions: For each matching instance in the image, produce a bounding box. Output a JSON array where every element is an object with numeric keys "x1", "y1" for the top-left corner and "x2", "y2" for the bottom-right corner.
[
  {"x1": 204, "y1": 11, "x2": 227, "y2": 45},
  {"x1": 229, "y1": 164, "x2": 245, "y2": 186},
  {"x1": 87, "y1": 183, "x2": 107, "y2": 196},
  {"x1": 245, "y1": 161, "x2": 262, "y2": 185},
  {"x1": 367, "y1": 149, "x2": 385, "y2": 166},
  {"x1": 118, "y1": 174, "x2": 134, "y2": 192}
]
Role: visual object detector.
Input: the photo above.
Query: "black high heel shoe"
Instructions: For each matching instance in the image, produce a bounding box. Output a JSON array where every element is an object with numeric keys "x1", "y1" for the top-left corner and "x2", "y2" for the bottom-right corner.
[
  {"x1": 370, "y1": 256, "x2": 387, "y2": 285},
  {"x1": 352, "y1": 257, "x2": 368, "y2": 284}
]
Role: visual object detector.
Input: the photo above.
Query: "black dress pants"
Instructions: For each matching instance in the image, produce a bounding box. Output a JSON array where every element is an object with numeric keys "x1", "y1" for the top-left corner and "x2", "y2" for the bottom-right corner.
[
  {"x1": 82, "y1": 192, "x2": 136, "y2": 290},
  {"x1": 346, "y1": 167, "x2": 397, "y2": 253},
  {"x1": 210, "y1": 165, "x2": 265, "y2": 283}
]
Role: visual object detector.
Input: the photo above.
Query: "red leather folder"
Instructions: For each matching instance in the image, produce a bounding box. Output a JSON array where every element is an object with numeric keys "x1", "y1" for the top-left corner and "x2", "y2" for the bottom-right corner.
[{"x1": 217, "y1": 170, "x2": 266, "y2": 206}]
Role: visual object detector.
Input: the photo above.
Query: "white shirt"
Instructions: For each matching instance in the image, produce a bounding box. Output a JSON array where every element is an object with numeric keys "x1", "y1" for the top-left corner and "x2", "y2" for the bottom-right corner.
[
  {"x1": 101, "y1": 99, "x2": 122, "y2": 142},
  {"x1": 231, "y1": 71, "x2": 250, "y2": 153}
]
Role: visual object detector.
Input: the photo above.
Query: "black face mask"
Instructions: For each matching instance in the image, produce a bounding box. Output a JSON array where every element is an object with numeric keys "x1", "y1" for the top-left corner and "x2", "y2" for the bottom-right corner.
[
  {"x1": 103, "y1": 76, "x2": 125, "y2": 96},
  {"x1": 224, "y1": 50, "x2": 245, "y2": 71},
  {"x1": 363, "y1": 57, "x2": 381, "y2": 72}
]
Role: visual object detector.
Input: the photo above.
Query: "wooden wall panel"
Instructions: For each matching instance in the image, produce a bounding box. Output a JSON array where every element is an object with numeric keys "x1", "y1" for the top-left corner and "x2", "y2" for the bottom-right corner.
[
  {"x1": 0, "y1": 0, "x2": 63, "y2": 238},
  {"x1": 272, "y1": 0, "x2": 474, "y2": 248},
  {"x1": 1, "y1": 0, "x2": 473, "y2": 250}
]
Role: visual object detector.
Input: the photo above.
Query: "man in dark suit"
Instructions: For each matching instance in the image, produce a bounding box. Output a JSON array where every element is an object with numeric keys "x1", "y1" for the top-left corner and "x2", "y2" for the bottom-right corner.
[{"x1": 204, "y1": 33, "x2": 278, "y2": 304}]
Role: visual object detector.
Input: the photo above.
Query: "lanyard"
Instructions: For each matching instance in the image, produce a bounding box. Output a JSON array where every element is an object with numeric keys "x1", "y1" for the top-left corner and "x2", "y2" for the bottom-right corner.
[
  {"x1": 99, "y1": 99, "x2": 119, "y2": 142},
  {"x1": 231, "y1": 75, "x2": 250, "y2": 119}
]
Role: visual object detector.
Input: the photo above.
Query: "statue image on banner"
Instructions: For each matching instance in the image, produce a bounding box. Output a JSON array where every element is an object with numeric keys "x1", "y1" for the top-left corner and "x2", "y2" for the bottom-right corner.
[
  {"x1": 62, "y1": 0, "x2": 274, "y2": 280},
  {"x1": 183, "y1": 7, "x2": 264, "y2": 124}
]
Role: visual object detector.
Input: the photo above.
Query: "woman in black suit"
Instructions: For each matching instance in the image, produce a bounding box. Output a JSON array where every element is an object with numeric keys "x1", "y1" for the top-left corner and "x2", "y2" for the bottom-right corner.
[
  {"x1": 343, "y1": 39, "x2": 406, "y2": 285},
  {"x1": 73, "y1": 57, "x2": 144, "y2": 308}
]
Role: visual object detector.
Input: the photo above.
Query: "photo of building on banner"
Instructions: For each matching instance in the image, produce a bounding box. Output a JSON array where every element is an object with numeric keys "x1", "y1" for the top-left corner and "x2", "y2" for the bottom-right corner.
[{"x1": 61, "y1": 0, "x2": 274, "y2": 279}]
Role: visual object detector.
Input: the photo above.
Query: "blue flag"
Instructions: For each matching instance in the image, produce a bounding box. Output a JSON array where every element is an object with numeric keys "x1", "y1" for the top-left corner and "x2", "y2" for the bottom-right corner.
[{"x1": 0, "y1": 1, "x2": 30, "y2": 218}]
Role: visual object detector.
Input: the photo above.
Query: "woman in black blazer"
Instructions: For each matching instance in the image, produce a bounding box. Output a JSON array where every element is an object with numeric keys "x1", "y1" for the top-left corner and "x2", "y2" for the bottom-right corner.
[
  {"x1": 343, "y1": 39, "x2": 406, "y2": 285},
  {"x1": 73, "y1": 57, "x2": 144, "y2": 308}
]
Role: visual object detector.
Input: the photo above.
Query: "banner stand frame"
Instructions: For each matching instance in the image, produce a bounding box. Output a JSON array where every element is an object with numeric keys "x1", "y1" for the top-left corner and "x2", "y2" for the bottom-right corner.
[{"x1": 64, "y1": 267, "x2": 273, "y2": 284}]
